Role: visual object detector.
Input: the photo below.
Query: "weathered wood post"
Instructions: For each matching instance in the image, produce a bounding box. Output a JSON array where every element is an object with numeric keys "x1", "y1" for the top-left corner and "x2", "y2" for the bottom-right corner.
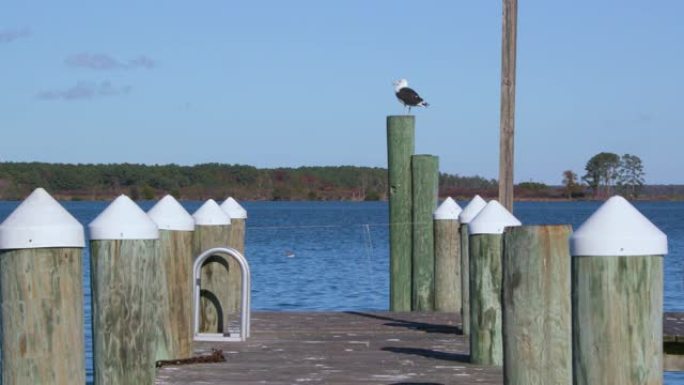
[
  {"x1": 0, "y1": 188, "x2": 85, "y2": 385},
  {"x1": 433, "y1": 197, "x2": 462, "y2": 312},
  {"x1": 220, "y1": 196, "x2": 247, "y2": 315},
  {"x1": 502, "y1": 225, "x2": 572, "y2": 384},
  {"x1": 387, "y1": 115, "x2": 415, "y2": 311},
  {"x1": 192, "y1": 199, "x2": 232, "y2": 333},
  {"x1": 89, "y1": 194, "x2": 159, "y2": 385},
  {"x1": 411, "y1": 154, "x2": 439, "y2": 311},
  {"x1": 570, "y1": 196, "x2": 667, "y2": 385},
  {"x1": 468, "y1": 200, "x2": 520, "y2": 365},
  {"x1": 458, "y1": 194, "x2": 487, "y2": 335},
  {"x1": 498, "y1": 0, "x2": 518, "y2": 212},
  {"x1": 147, "y1": 195, "x2": 195, "y2": 360}
]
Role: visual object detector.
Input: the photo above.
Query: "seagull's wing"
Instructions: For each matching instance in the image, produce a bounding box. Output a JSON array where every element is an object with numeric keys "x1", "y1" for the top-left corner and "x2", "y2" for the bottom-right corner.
[{"x1": 396, "y1": 87, "x2": 424, "y2": 106}]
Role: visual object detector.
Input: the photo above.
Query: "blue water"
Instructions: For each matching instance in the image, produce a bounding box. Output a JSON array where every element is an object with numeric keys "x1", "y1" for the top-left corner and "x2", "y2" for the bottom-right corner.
[{"x1": 0, "y1": 200, "x2": 683, "y2": 383}]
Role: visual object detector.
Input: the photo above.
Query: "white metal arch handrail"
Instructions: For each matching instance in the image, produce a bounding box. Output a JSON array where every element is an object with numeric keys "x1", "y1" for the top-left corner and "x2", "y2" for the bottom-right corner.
[{"x1": 192, "y1": 247, "x2": 251, "y2": 341}]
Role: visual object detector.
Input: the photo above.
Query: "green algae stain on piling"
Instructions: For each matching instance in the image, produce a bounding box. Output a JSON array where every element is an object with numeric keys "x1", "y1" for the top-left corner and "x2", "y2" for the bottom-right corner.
[
  {"x1": 433, "y1": 197, "x2": 462, "y2": 313},
  {"x1": 468, "y1": 200, "x2": 520, "y2": 366},
  {"x1": 411, "y1": 154, "x2": 439, "y2": 311},
  {"x1": 503, "y1": 225, "x2": 572, "y2": 385},
  {"x1": 458, "y1": 195, "x2": 487, "y2": 336},
  {"x1": 0, "y1": 188, "x2": 86, "y2": 385},
  {"x1": 192, "y1": 200, "x2": 232, "y2": 334},
  {"x1": 89, "y1": 194, "x2": 160, "y2": 385},
  {"x1": 570, "y1": 196, "x2": 667, "y2": 385},
  {"x1": 386, "y1": 116, "x2": 415, "y2": 311},
  {"x1": 148, "y1": 195, "x2": 196, "y2": 360}
]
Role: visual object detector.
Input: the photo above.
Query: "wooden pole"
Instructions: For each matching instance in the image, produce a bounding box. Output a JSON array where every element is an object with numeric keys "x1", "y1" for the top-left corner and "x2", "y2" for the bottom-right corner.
[
  {"x1": 220, "y1": 197, "x2": 248, "y2": 316},
  {"x1": 192, "y1": 200, "x2": 232, "y2": 333},
  {"x1": 387, "y1": 115, "x2": 415, "y2": 311},
  {"x1": 468, "y1": 200, "x2": 520, "y2": 366},
  {"x1": 411, "y1": 154, "x2": 439, "y2": 311},
  {"x1": 89, "y1": 195, "x2": 160, "y2": 384},
  {"x1": 502, "y1": 225, "x2": 572, "y2": 385},
  {"x1": 570, "y1": 196, "x2": 667, "y2": 385},
  {"x1": 498, "y1": 0, "x2": 518, "y2": 212},
  {"x1": 0, "y1": 188, "x2": 85, "y2": 385},
  {"x1": 433, "y1": 197, "x2": 462, "y2": 312},
  {"x1": 148, "y1": 195, "x2": 195, "y2": 360},
  {"x1": 458, "y1": 195, "x2": 487, "y2": 335}
]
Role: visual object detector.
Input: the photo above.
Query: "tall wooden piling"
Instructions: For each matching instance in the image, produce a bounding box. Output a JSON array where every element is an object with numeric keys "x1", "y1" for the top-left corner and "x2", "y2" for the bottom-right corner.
[
  {"x1": 433, "y1": 197, "x2": 462, "y2": 312},
  {"x1": 89, "y1": 194, "x2": 160, "y2": 385},
  {"x1": 411, "y1": 154, "x2": 439, "y2": 311},
  {"x1": 148, "y1": 195, "x2": 195, "y2": 360},
  {"x1": 192, "y1": 200, "x2": 232, "y2": 333},
  {"x1": 387, "y1": 115, "x2": 415, "y2": 311},
  {"x1": 498, "y1": 0, "x2": 518, "y2": 212},
  {"x1": 570, "y1": 196, "x2": 667, "y2": 385},
  {"x1": 468, "y1": 200, "x2": 520, "y2": 366},
  {"x1": 0, "y1": 188, "x2": 85, "y2": 385},
  {"x1": 458, "y1": 195, "x2": 487, "y2": 335},
  {"x1": 220, "y1": 196, "x2": 248, "y2": 315},
  {"x1": 502, "y1": 225, "x2": 572, "y2": 385}
]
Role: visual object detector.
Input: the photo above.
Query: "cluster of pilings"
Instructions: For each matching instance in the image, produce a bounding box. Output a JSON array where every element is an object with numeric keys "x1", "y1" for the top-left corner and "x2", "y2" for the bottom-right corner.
[
  {"x1": 0, "y1": 188, "x2": 248, "y2": 384},
  {"x1": 387, "y1": 116, "x2": 669, "y2": 384}
]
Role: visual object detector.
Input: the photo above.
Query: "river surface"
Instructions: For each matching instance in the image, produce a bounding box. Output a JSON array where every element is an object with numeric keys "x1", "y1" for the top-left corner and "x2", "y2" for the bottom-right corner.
[{"x1": 1, "y1": 199, "x2": 683, "y2": 383}]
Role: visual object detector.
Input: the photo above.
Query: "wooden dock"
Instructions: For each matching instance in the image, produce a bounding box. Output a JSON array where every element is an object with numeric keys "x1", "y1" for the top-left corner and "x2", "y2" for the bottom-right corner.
[{"x1": 155, "y1": 311, "x2": 684, "y2": 384}]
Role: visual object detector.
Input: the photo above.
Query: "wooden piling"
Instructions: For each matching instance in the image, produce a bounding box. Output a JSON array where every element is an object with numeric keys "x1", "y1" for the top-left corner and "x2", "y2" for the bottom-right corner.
[
  {"x1": 387, "y1": 115, "x2": 415, "y2": 311},
  {"x1": 411, "y1": 154, "x2": 439, "y2": 311},
  {"x1": 458, "y1": 195, "x2": 487, "y2": 336},
  {"x1": 89, "y1": 194, "x2": 160, "y2": 385},
  {"x1": 192, "y1": 200, "x2": 232, "y2": 333},
  {"x1": 498, "y1": 0, "x2": 518, "y2": 212},
  {"x1": 570, "y1": 196, "x2": 667, "y2": 385},
  {"x1": 220, "y1": 197, "x2": 248, "y2": 315},
  {"x1": 0, "y1": 188, "x2": 85, "y2": 385},
  {"x1": 433, "y1": 197, "x2": 462, "y2": 312},
  {"x1": 148, "y1": 195, "x2": 195, "y2": 360},
  {"x1": 502, "y1": 225, "x2": 572, "y2": 385},
  {"x1": 468, "y1": 200, "x2": 520, "y2": 366}
]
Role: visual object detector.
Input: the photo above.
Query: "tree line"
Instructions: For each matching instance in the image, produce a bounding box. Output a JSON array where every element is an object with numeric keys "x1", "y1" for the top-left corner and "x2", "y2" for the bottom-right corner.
[{"x1": 562, "y1": 152, "x2": 646, "y2": 199}]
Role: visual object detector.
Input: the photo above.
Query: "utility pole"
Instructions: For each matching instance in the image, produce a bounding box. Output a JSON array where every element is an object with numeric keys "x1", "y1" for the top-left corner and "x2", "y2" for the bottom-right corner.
[{"x1": 499, "y1": 0, "x2": 518, "y2": 212}]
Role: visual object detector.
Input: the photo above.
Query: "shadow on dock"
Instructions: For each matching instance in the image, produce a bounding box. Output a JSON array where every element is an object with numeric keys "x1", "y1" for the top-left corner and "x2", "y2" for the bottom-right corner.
[
  {"x1": 345, "y1": 311, "x2": 463, "y2": 335},
  {"x1": 382, "y1": 346, "x2": 470, "y2": 363}
]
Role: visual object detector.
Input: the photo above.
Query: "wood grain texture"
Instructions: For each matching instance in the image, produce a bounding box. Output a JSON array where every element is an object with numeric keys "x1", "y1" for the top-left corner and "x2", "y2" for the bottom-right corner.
[
  {"x1": 411, "y1": 154, "x2": 438, "y2": 311},
  {"x1": 156, "y1": 230, "x2": 194, "y2": 360},
  {"x1": 498, "y1": 0, "x2": 518, "y2": 212},
  {"x1": 0, "y1": 248, "x2": 85, "y2": 385},
  {"x1": 387, "y1": 116, "x2": 415, "y2": 312},
  {"x1": 434, "y1": 219, "x2": 461, "y2": 312},
  {"x1": 502, "y1": 225, "x2": 571, "y2": 385},
  {"x1": 90, "y1": 239, "x2": 158, "y2": 385},
  {"x1": 572, "y1": 255, "x2": 663, "y2": 385},
  {"x1": 226, "y1": 218, "x2": 245, "y2": 315},
  {"x1": 193, "y1": 224, "x2": 231, "y2": 333},
  {"x1": 461, "y1": 224, "x2": 471, "y2": 335},
  {"x1": 469, "y1": 234, "x2": 504, "y2": 365}
]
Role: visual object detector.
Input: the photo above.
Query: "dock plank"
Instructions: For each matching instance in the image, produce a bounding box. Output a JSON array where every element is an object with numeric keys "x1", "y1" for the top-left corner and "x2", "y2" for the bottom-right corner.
[{"x1": 155, "y1": 311, "x2": 501, "y2": 384}]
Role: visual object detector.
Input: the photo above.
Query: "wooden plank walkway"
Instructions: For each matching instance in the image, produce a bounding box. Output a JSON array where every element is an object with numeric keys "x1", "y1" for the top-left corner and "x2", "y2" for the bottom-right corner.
[
  {"x1": 155, "y1": 311, "x2": 684, "y2": 384},
  {"x1": 155, "y1": 311, "x2": 501, "y2": 385}
]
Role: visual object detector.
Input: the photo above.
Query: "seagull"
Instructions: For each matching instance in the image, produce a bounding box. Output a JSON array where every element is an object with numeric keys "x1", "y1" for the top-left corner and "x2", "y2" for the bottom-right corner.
[{"x1": 393, "y1": 79, "x2": 429, "y2": 113}]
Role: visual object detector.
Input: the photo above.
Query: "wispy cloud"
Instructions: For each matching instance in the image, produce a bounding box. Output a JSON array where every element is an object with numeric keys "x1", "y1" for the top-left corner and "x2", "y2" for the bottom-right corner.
[
  {"x1": 65, "y1": 53, "x2": 157, "y2": 70},
  {"x1": 36, "y1": 81, "x2": 132, "y2": 101},
  {"x1": 0, "y1": 28, "x2": 31, "y2": 44}
]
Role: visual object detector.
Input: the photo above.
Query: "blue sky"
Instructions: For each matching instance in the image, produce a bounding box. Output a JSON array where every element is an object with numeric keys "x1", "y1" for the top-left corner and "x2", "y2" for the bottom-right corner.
[{"x1": 1, "y1": 1, "x2": 682, "y2": 184}]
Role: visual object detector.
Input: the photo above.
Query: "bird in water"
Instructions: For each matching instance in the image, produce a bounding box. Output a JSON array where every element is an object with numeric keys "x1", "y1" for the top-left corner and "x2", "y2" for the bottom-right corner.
[{"x1": 393, "y1": 79, "x2": 429, "y2": 114}]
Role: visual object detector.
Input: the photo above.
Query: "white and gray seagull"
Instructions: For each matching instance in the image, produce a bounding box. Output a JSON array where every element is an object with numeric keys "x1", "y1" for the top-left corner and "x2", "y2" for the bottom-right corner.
[{"x1": 393, "y1": 79, "x2": 429, "y2": 113}]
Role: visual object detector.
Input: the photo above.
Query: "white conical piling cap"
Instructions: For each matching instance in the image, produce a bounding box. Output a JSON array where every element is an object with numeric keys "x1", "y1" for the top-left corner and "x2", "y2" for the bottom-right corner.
[
  {"x1": 459, "y1": 195, "x2": 487, "y2": 224},
  {"x1": 468, "y1": 199, "x2": 521, "y2": 235},
  {"x1": 220, "y1": 197, "x2": 248, "y2": 219},
  {"x1": 147, "y1": 195, "x2": 195, "y2": 231},
  {"x1": 0, "y1": 188, "x2": 85, "y2": 249},
  {"x1": 193, "y1": 199, "x2": 231, "y2": 226},
  {"x1": 433, "y1": 197, "x2": 462, "y2": 220},
  {"x1": 89, "y1": 195, "x2": 159, "y2": 240},
  {"x1": 570, "y1": 195, "x2": 668, "y2": 257}
]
